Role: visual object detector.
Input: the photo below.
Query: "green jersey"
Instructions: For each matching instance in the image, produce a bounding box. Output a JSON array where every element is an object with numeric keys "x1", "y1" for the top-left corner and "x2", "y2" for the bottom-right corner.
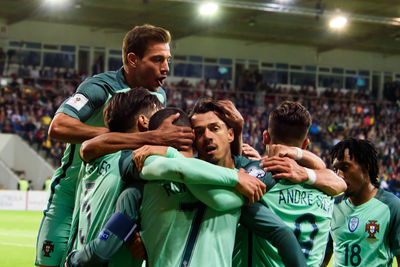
[
  {"x1": 70, "y1": 150, "x2": 140, "y2": 267},
  {"x1": 256, "y1": 180, "x2": 334, "y2": 267},
  {"x1": 232, "y1": 157, "x2": 307, "y2": 267},
  {"x1": 330, "y1": 189, "x2": 400, "y2": 267},
  {"x1": 140, "y1": 151, "x2": 243, "y2": 267},
  {"x1": 36, "y1": 67, "x2": 166, "y2": 266}
]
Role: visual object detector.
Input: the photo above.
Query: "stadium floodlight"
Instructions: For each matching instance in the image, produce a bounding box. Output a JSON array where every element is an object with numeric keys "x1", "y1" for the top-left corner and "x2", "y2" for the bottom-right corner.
[
  {"x1": 43, "y1": 0, "x2": 70, "y2": 8},
  {"x1": 329, "y1": 15, "x2": 348, "y2": 29},
  {"x1": 199, "y1": 2, "x2": 219, "y2": 16}
]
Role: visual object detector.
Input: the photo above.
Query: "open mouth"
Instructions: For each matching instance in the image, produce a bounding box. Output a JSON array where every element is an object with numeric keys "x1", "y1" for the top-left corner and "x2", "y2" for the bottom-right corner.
[
  {"x1": 205, "y1": 145, "x2": 217, "y2": 155},
  {"x1": 157, "y1": 77, "x2": 166, "y2": 87}
]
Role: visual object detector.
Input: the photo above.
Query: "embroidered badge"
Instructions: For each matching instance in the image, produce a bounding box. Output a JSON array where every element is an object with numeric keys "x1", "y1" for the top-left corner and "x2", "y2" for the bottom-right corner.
[
  {"x1": 246, "y1": 166, "x2": 266, "y2": 179},
  {"x1": 365, "y1": 220, "x2": 379, "y2": 239},
  {"x1": 42, "y1": 240, "x2": 54, "y2": 257},
  {"x1": 348, "y1": 217, "x2": 359, "y2": 232}
]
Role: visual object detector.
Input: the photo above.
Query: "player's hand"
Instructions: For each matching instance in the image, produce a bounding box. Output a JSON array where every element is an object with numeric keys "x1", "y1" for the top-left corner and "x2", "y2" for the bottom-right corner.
[
  {"x1": 216, "y1": 100, "x2": 244, "y2": 133},
  {"x1": 242, "y1": 143, "x2": 261, "y2": 160},
  {"x1": 260, "y1": 156, "x2": 308, "y2": 183},
  {"x1": 154, "y1": 113, "x2": 194, "y2": 151},
  {"x1": 235, "y1": 168, "x2": 266, "y2": 205},
  {"x1": 133, "y1": 145, "x2": 168, "y2": 172},
  {"x1": 128, "y1": 231, "x2": 147, "y2": 260},
  {"x1": 264, "y1": 144, "x2": 299, "y2": 159}
]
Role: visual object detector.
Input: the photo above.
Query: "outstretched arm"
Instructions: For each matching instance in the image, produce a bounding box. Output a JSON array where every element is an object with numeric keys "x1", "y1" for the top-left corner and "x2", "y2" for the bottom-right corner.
[
  {"x1": 263, "y1": 144, "x2": 326, "y2": 169},
  {"x1": 261, "y1": 156, "x2": 346, "y2": 196},
  {"x1": 80, "y1": 114, "x2": 194, "y2": 162}
]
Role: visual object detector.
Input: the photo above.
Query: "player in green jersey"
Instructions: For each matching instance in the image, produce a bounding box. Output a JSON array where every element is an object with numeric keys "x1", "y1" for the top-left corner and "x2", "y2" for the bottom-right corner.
[
  {"x1": 234, "y1": 101, "x2": 345, "y2": 267},
  {"x1": 66, "y1": 88, "x2": 162, "y2": 267},
  {"x1": 322, "y1": 138, "x2": 400, "y2": 267},
  {"x1": 66, "y1": 104, "x2": 266, "y2": 267},
  {"x1": 36, "y1": 24, "x2": 194, "y2": 267},
  {"x1": 138, "y1": 107, "x2": 306, "y2": 267}
]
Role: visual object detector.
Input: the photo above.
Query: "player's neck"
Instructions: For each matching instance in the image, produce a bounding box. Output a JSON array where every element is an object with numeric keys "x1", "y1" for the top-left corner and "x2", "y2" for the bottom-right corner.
[
  {"x1": 123, "y1": 67, "x2": 137, "y2": 88},
  {"x1": 349, "y1": 184, "x2": 378, "y2": 206},
  {"x1": 218, "y1": 154, "x2": 235, "y2": 169},
  {"x1": 180, "y1": 149, "x2": 194, "y2": 158}
]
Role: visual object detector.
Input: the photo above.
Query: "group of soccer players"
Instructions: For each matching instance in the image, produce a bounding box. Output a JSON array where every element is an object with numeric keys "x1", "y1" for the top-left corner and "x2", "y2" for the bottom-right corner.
[{"x1": 35, "y1": 24, "x2": 400, "y2": 267}]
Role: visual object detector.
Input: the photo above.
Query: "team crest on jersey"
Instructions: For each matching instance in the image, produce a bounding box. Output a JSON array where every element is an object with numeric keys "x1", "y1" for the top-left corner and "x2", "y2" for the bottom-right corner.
[
  {"x1": 42, "y1": 240, "x2": 54, "y2": 257},
  {"x1": 246, "y1": 166, "x2": 265, "y2": 178},
  {"x1": 348, "y1": 217, "x2": 359, "y2": 232},
  {"x1": 365, "y1": 220, "x2": 379, "y2": 239}
]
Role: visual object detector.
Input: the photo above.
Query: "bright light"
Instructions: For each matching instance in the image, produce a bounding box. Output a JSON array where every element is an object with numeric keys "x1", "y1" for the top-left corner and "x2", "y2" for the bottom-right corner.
[
  {"x1": 329, "y1": 16, "x2": 348, "y2": 29},
  {"x1": 43, "y1": 0, "x2": 70, "y2": 8},
  {"x1": 199, "y1": 2, "x2": 219, "y2": 16}
]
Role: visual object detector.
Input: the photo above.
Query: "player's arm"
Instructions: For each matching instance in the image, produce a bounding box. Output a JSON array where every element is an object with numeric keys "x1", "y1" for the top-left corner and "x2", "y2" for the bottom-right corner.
[
  {"x1": 261, "y1": 156, "x2": 346, "y2": 196},
  {"x1": 50, "y1": 113, "x2": 109, "y2": 144},
  {"x1": 262, "y1": 144, "x2": 326, "y2": 169},
  {"x1": 241, "y1": 202, "x2": 307, "y2": 267},
  {"x1": 49, "y1": 84, "x2": 111, "y2": 144},
  {"x1": 321, "y1": 234, "x2": 333, "y2": 267},
  {"x1": 79, "y1": 114, "x2": 194, "y2": 162},
  {"x1": 65, "y1": 187, "x2": 143, "y2": 267},
  {"x1": 139, "y1": 147, "x2": 265, "y2": 203},
  {"x1": 187, "y1": 168, "x2": 275, "y2": 211}
]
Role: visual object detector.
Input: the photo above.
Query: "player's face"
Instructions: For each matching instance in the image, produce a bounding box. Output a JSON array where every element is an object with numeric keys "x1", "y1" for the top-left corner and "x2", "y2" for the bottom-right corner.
[
  {"x1": 135, "y1": 42, "x2": 171, "y2": 91},
  {"x1": 333, "y1": 148, "x2": 370, "y2": 198},
  {"x1": 191, "y1": 111, "x2": 234, "y2": 166}
]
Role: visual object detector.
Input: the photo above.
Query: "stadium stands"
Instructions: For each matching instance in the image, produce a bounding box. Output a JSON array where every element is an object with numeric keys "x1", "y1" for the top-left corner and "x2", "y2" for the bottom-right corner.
[{"x1": 0, "y1": 65, "x2": 399, "y2": 195}]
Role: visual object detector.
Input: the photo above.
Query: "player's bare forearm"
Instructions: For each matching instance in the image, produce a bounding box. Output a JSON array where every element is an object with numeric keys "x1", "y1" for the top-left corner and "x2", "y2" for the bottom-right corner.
[
  {"x1": 264, "y1": 144, "x2": 325, "y2": 169},
  {"x1": 80, "y1": 131, "x2": 163, "y2": 162},
  {"x1": 297, "y1": 149, "x2": 326, "y2": 169},
  {"x1": 49, "y1": 113, "x2": 109, "y2": 144},
  {"x1": 314, "y1": 169, "x2": 347, "y2": 196}
]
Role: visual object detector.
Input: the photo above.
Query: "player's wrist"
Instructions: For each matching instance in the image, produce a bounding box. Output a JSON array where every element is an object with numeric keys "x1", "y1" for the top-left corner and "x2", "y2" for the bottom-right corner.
[
  {"x1": 304, "y1": 167, "x2": 317, "y2": 185},
  {"x1": 294, "y1": 147, "x2": 303, "y2": 161}
]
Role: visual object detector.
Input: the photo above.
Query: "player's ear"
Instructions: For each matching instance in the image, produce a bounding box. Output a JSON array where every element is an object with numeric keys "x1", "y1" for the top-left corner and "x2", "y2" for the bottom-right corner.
[
  {"x1": 302, "y1": 138, "x2": 310, "y2": 149},
  {"x1": 138, "y1": 114, "x2": 149, "y2": 131},
  {"x1": 263, "y1": 130, "x2": 271, "y2": 145},
  {"x1": 127, "y1": 52, "x2": 139, "y2": 69},
  {"x1": 227, "y1": 127, "x2": 234, "y2": 143}
]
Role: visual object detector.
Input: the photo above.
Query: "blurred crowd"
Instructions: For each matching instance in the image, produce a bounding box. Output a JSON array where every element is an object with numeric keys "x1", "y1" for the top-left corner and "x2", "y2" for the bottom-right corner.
[{"x1": 0, "y1": 67, "x2": 399, "y2": 195}]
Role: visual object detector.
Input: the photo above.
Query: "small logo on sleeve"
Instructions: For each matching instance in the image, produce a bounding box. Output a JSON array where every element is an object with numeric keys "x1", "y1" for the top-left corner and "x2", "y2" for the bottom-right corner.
[
  {"x1": 348, "y1": 217, "x2": 359, "y2": 232},
  {"x1": 42, "y1": 240, "x2": 54, "y2": 257},
  {"x1": 98, "y1": 230, "x2": 110, "y2": 241},
  {"x1": 66, "y1": 93, "x2": 89, "y2": 111}
]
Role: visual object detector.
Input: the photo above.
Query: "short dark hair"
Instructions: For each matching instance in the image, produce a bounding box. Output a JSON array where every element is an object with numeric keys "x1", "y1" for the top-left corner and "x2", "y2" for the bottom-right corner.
[
  {"x1": 330, "y1": 137, "x2": 380, "y2": 188},
  {"x1": 189, "y1": 99, "x2": 241, "y2": 155},
  {"x1": 268, "y1": 101, "x2": 311, "y2": 145},
  {"x1": 104, "y1": 87, "x2": 162, "y2": 132},
  {"x1": 122, "y1": 24, "x2": 171, "y2": 65},
  {"x1": 149, "y1": 107, "x2": 191, "y2": 130},
  {"x1": 189, "y1": 99, "x2": 230, "y2": 128}
]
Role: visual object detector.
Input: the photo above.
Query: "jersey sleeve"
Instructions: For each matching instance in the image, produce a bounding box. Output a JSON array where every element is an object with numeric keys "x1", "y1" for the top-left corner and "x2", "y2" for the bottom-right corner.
[
  {"x1": 187, "y1": 184, "x2": 245, "y2": 211},
  {"x1": 241, "y1": 202, "x2": 307, "y2": 267},
  {"x1": 140, "y1": 155, "x2": 238, "y2": 186},
  {"x1": 65, "y1": 187, "x2": 142, "y2": 267},
  {"x1": 56, "y1": 78, "x2": 109, "y2": 122},
  {"x1": 385, "y1": 193, "x2": 400, "y2": 256},
  {"x1": 119, "y1": 150, "x2": 141, "y2": 184}
]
